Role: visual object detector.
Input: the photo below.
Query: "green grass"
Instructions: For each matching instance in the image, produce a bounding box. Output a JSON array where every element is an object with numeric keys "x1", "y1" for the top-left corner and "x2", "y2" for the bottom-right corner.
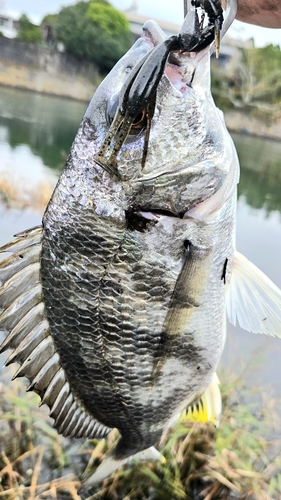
[{"x1": 0, "y1": 367, "x2": 280, "y2": 499}]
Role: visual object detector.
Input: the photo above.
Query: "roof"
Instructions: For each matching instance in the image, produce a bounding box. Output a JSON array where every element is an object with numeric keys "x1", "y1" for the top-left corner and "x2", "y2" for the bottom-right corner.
[{"x1": 124, "y1": 10, "x2": 181, "y2": 37}]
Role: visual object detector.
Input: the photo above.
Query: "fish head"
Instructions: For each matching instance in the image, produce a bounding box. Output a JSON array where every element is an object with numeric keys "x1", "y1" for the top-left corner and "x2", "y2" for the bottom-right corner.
[
  {"x1": 85, "y1": 33, "x2": 154, "y2": 140},
  {"x1": 82, "y1": 8, "x2": 238, "y2": 216}
]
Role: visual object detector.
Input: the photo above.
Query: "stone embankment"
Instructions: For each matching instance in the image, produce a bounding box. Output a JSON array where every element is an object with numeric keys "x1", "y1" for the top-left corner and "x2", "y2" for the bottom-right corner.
[
  {"x1": 224, "y1": 110, "x2": 281, "y2": 141},
  {"x1": 1, "y1": 37, "x2": 281, "y2": 139},
  {"x1": 0, "y1": 37, "x2": 101, "y2": 101}
]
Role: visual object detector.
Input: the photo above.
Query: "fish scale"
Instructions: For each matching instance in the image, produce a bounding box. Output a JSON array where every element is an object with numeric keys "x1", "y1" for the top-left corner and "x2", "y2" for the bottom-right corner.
[{"x1": 42, "y1": 211, "x2": 175, "y2": 430}]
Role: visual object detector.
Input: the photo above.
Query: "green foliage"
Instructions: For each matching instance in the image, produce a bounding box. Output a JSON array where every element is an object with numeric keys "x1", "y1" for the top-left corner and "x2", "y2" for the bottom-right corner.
[
  {"x1": 41, "y1": 13, "x2": 58, "y2": 25},
  {"x1": 17, "y1": 14, "x2": 42, "y2": 44},
  {"x1": 247, "y1": 44, "x2": 281, "y2": 81},
  {"x1": 211, "y1": 44, "x2": 281, "y2": 119},
  {"x1": 86, "y1": 2, "x2": 129, "y2": 35},
  {"x1": 55, "y1": 1, "x2": 132, "y2": 72}
]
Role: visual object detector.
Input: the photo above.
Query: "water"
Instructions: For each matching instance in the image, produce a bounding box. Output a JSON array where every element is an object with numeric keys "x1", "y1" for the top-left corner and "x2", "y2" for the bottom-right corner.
[
  {"x1": 0, "y1": 86, "x2": 86, "y2": 180},
  {"x1": 0, "y1": 86, "x2": 281, "y2": 399}
]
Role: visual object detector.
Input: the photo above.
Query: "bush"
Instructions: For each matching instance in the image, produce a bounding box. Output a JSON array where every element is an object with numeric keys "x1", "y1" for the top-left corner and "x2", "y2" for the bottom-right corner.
[
  {"x1": 55, "y1": 0, "x2": 132, "y2": 73},
  {"x1": 17, "y1": 14, "x2": 42, "y2": 44}
]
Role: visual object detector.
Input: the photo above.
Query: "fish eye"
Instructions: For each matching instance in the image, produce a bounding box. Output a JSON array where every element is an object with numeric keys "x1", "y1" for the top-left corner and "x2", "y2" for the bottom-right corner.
[
  {"x1": 129, "y1": 110, "x2": 147, "y2": 135},
  {"x1": 125, "y1": 66, "x2": 133, "y2": 74}
]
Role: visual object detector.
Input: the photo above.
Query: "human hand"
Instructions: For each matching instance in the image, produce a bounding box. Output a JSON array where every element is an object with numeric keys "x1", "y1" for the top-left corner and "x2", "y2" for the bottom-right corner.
[{"x1": 222, "y1": 0, "x2": 281, "y2": 28}]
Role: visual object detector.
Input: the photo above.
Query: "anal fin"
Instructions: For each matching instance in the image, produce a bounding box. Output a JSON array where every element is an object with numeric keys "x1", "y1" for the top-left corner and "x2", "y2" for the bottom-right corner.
[{"x1": 179, "y1": 372, "x2": 222, "y2": 427}]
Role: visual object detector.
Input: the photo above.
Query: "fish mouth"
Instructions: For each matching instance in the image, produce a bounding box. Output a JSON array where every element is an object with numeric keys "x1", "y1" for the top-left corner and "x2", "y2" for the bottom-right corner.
[
  {"x1": 164, "y1": 50, "x2": 203, "y2": 95},
  {"x1": 142, "y1": 19, "x2": 204, "y2": 94},
  {"x1": 95, "y1": 37, "x2": 206, "y2": 176}
]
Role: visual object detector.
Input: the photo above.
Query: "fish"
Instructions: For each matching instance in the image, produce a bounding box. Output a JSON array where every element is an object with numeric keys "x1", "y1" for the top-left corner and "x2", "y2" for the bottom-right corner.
[{"x1": 0, "y1": 1, "x2": 281, "y2": 494}]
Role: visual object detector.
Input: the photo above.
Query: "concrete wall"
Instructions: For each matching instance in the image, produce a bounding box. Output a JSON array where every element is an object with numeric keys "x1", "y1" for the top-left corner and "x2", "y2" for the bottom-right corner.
[
  {"x1": 0, "y1": 37, "x2": 102, "y2": 101},
  {"x1": 225, "y1": 110, "x2": 281, "y2": 141}
]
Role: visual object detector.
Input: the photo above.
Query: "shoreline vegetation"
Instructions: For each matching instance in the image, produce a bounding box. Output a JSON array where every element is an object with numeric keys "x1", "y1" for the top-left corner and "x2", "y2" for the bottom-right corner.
[
  {"x1": 224, "y1": 111, "x2": 281, "y2": 142},
  {"x1": 0, "y1": 367, "x2": 280, "y2": 499},
  {"x1": 1, "y1": 1, "x2": 281, "y2": 138},
  {"x1": 0, "y1": 79, "x2": 280, "y2": 140}
]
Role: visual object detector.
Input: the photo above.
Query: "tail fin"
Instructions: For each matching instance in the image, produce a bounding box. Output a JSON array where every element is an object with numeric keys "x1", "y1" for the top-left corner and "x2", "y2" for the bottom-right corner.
[
  {"x1": 179, "y1": 373, "x2": 222, "y2": 427},
  {"x1": 80, "y1": 446, "x2": 165, "y2": 494}
]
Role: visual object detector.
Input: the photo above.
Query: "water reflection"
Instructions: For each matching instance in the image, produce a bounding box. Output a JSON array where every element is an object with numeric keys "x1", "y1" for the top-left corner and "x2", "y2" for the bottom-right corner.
[
  {"x1": 235, "y1": 132, "x2": 281, "y2": 215},
  {"x1": 0, "y1": 86, "x2": 86, "y2": 172},
  {"x1": 1, "y1": 87, "x2": 281, "y2": 215}
]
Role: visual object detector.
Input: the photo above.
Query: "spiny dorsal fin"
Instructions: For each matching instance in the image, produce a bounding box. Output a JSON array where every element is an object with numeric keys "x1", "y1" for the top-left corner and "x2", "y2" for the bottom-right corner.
[
  {"x1": 0, "y1": 227, "x2": 112, "y2": 440},
  {"x1": 0, "y1": 226, "x2": 42, "y2": 252}
]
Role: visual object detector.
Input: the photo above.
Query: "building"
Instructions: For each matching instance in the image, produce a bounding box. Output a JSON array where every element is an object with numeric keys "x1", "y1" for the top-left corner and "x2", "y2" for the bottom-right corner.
[
  {"x1": 124, "y1": 3, "x2": 181, "y2": 40},
  {"x1": 0, "y1": 14, "x2": 18, "y2": 38},
  {"x1": 124, "y1": 4, "x2": 249, "y2": 64}
]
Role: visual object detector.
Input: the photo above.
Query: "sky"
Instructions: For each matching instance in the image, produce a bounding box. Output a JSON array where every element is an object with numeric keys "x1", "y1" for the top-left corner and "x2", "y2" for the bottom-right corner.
[{"x1": 1, "y1": 0, "x2": 281, "y2": 48}]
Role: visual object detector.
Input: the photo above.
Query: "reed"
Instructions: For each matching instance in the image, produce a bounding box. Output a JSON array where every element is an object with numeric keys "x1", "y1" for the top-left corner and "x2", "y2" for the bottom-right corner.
[{"x1": 0, "y1": 368, "x2": 280, "y2": 499}]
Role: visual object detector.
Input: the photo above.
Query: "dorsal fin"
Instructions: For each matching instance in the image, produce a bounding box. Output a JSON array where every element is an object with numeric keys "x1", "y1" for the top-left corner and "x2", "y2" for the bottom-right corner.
[{"x1": 0, "y1": 227, "x2": 112, "y2": 440}]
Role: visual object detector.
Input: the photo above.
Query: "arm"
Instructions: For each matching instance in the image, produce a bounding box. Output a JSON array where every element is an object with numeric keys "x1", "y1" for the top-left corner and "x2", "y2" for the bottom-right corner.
[{"x1": 222, "y1": 0, "x2": 281, "y2": 28}]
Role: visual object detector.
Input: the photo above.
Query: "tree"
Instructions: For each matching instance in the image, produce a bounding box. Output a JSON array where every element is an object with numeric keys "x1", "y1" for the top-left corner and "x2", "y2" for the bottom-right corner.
[
  {"x1": 211, "y1": 44, "x2": 281, "y2": 119},
  {"x1": 55, "y1": 1, "x2": 132, "y2": 72},
  {"x1": 17, "y1": 14, "x2": 42, "y2": 44},
  {"x1": 41, "y1": 14, "x2": 58, "y2": 46}
]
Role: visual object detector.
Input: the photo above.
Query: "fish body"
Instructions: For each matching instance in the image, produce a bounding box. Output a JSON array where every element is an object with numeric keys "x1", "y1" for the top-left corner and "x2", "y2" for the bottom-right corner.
[
  {"x1": 1, "y1": 10, "x2": 281, "y2": 490},
  {"x1": 41, "y1": 23, "x2": 236, "y2": 452}
]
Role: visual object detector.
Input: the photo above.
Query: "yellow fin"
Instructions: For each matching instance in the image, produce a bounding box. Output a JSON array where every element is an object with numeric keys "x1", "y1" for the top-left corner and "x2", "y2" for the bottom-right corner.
[{"x1": 179, "y1": 373, "x2": 222, "y2": 427}]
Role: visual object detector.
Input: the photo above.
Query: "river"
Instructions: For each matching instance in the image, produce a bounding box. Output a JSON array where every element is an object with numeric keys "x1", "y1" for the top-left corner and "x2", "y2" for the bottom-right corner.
[{"x1": 0, "y1": 85, "x2": 281, "y2": 402}]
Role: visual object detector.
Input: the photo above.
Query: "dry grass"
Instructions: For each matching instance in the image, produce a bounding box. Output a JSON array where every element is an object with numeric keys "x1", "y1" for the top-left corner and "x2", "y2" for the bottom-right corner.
[
  {"x1": 0, "y1": 373, "x2": 81, "y2": 499},
  {"x1": 0, "y1": 369, "x2": 280, "y2": 500},
  {"x1": 0, "y1": 178, "x2": 53, "y2": 212}
]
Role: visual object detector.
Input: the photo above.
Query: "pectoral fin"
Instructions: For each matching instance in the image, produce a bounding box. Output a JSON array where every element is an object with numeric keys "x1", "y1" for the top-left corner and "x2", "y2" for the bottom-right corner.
[
  {"x1": 226, "y1": 252, "x2": 281, "y2": 337},
  {"x1": 153, "y1": 242, "x2": 214, "y2": 376},
  {"x1": 163, "y1": 242, "x2": 214, "y2": 337}
]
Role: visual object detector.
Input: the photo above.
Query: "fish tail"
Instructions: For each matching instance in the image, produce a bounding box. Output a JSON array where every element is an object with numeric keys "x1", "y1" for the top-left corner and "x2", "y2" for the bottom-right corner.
[{"x1": 80, "y1": 446, "x2": 165, "y2": 494}]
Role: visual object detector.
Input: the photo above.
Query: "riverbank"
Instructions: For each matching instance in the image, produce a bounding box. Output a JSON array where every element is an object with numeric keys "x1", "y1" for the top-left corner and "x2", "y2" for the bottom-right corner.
[
  {"x1": 1, "y1": 37, "x2": 281, "y2": 138},
  {"x1": 225, "y1": 110, "x2": 281, "y2": 141},
  {"x1": 0, "y1": 37, "x2": 102, "y2": 101}
]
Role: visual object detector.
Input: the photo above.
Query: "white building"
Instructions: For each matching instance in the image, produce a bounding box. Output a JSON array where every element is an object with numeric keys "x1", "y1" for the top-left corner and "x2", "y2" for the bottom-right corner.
[
  {"x1": 0, "y1": 14, "x2": 18, "y2": 38},
  {"x1": 124, "y1": 4, "x2": 181, "y2": 40},
  {"x1": 124, "y1": 5, "x2": 248, "y2": 64}
]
